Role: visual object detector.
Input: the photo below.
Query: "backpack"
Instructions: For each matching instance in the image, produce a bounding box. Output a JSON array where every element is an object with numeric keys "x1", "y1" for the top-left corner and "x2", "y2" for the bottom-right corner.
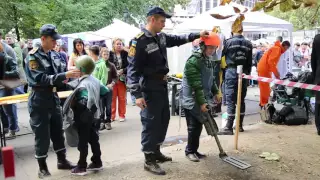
[
  {"x1": 62, "y1": 78, "x2": 85, "y2": 147},
  {"x1": 283, "y1": 106, "x2": 308, "y2": 125},
  {"x1": 260, "y1": 103, "x2": 276, "y2": 123},
  {"x1": 265, "y1": 105, "x2": 308, "y2": 125}
]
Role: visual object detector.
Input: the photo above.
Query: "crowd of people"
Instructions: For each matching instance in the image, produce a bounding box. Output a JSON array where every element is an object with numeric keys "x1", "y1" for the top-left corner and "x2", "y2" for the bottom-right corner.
[
  {"x1": 293, "y1": 41, "x2": 312, "y2": 70},
  {"x1": 1, "y1": 5, "x2": 320, "y2": 179},
  {"x1": 64, "y1": 37, "x2": 131, "y2": 130},
  {"x1": 0, "y1": 30, "x2": 136, "y2": 139}
]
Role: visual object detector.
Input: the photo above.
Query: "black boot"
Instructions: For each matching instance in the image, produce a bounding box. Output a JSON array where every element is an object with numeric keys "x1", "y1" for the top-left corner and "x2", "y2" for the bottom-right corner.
[
  {"x1": 144, "y1": 153, "x2": 166, "y2": 175},
  {"x1": 57, "y1": 151, "x2": 75, "y2": 170},
  {"x1": 195, "y1": 152, "x2": 207, "y2": 159},
  {"x1": 155, "y1": 146, "x2": 172, "y2": 163},
  {"x1": 218, "y1": 117, "x2": 234, "y2": 135},
  {"x1": 38, "y1": 159, "x2": 51, "y2": 179}
]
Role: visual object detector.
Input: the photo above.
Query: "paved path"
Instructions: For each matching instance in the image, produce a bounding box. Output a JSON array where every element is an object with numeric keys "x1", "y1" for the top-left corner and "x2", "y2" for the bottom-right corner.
[{"x1": 0, "y1": 87, "x2": 261, "y2": 179}]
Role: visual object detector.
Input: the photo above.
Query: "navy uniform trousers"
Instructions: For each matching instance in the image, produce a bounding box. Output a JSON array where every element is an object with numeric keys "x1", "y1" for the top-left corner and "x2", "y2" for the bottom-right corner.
[
  {"x1": 140, "y1": 86, "x2": 170, "y2": 153},
  {"x1": 28, "y1": 90, "x2": 66, "y2": 159},
  {"x1": 224, "y1": 68, "x2": 248, "y2": 121}
]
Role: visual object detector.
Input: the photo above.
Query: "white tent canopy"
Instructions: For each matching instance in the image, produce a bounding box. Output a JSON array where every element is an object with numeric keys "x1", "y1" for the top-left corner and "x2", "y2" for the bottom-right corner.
[
  {"x1": 62, "y1": 31, "x2": 105, "y2": 42},
  {"x1": 61, "y1": 19, "x2": 140, "y2": 44},
  {"x1": 58, "y1": 19, "x2": 140, "y2": 54},
  {"x1": 167, "y1": 3, "x2": 293, "y2": 74},
  {"x1": 94, "y1": 19, "x2": 140, "y2": 46},
  {"x1": 174, "y1": 3, "x2": 293, "y2": 33}
]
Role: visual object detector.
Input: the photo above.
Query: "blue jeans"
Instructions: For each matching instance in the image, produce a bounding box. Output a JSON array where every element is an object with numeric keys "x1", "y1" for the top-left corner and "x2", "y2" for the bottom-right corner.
[
  {"x1": 131, "y1": 94, "x2": 136, "y2": 105},
  {"x1": 0, "y1": 89, "x2": 19, "y2": 131},
  {"x1": 101, "y1": 90, "x2": 112, "y2": 123},
  {"x1": 15, "y1": 86, "x2": 25, "y2": 95}
]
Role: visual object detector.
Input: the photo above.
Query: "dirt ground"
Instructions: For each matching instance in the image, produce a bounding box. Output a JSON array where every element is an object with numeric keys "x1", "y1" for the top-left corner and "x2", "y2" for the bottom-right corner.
[{"x1": 45, "y1": 120, "x2": 320, "y2": 180}]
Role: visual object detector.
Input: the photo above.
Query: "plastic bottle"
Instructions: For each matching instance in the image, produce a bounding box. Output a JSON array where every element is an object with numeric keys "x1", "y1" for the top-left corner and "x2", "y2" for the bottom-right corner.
[{"x1": 310, "y1": 97, "x2": 315, "y2": 113}]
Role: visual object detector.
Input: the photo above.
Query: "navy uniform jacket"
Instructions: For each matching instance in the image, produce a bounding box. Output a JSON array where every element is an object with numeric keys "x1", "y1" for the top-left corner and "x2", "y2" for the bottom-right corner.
[
  {"x1": 24, "y1": 47, "x2": 67, "y2": 88},
  {"x1": 222, "y1": 35, "x2": 253, "y2": 75},
  {"x1": 127, "y1": 28, "x2": 200, "y2": 99}
]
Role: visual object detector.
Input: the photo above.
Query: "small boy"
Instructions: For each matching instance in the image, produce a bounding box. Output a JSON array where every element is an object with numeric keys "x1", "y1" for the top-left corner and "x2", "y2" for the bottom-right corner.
[
  {"x1": 88, "y1": 45, "x2": 110, "y2": 131},
  {"x1": 100, "y1": 47, "x2": 118, "y2": 130},
  {"x1": 182, "y1": 33, "x2": 220, "y2": 162},
  {"x1": 66, "y1": 55, "x2": 109, "y2": 176}
]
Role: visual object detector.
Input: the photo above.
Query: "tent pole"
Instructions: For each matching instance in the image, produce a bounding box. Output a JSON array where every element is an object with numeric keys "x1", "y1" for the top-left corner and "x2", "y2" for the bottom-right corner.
[{"x1": 288, "y1": 29, "x2": 293, "y2": 73}]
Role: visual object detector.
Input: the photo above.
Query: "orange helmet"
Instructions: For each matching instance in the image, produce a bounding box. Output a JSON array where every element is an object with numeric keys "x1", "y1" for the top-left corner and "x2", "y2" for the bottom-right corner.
[{"x1": 200, "y1": 33, "x2": 220, "y2": 47}]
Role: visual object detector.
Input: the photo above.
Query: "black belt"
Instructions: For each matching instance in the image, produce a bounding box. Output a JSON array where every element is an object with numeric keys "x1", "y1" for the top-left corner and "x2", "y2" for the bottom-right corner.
[
  {"x1": 32, "y1": 87, "x2": 57, "y2": 92},
  {"x1": 226, "y1": 65, "x2": 237, "y2": 68}
]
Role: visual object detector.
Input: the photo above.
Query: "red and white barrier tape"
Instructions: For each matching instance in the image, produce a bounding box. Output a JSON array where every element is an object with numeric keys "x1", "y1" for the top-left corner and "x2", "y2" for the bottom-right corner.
[
  {"x1": 2, "y1": 146, "x2": 15, "y2": 179},
  {"x1": 242, "y1": 74, "x2": 320, "y2": 91}
]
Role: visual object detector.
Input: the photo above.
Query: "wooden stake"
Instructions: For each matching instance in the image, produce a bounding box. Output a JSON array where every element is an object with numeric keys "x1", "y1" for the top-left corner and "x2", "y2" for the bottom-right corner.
[{"x1": 235, "y1": 65, "x2": 243, "y2": 150}]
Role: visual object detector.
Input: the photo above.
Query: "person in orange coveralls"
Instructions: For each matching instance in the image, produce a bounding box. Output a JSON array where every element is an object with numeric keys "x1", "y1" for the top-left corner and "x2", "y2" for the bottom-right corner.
[{"x1": 257, "y1": 40, "x2": 291, "y2": 107}]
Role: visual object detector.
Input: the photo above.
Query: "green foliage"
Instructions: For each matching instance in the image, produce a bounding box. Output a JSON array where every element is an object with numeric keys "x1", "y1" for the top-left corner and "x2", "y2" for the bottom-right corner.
[
  {"x1": 0, "y1": 0, "x2": 41, "y2": 39},
  {"x1": 268, "y1": 4, "x2": 320, "y2": 30},
  {"x1": 252, "y1": 0, "x2": 318, "y2": 12},
  {"x1": 0, "y1": 0, "x2": 190, "y2": 39}
]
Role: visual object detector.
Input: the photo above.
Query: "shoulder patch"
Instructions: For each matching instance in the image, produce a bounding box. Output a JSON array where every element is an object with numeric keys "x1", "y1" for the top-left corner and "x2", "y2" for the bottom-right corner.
[
  {"x1": 29, "y1": 59, "x2": 39, "y2": 70},
  {"x1": 128, "y1": 46, "x2": 136, "y2": 57},
  {"x1": 131, "y1": 40, "x2": 137, "y2": 47},
  {"x1": 135, "y1": 32, "x2": 144, "y2": 39},
  {"x1": 29, "y1": 47, "x2": 39, "y2": 55}
]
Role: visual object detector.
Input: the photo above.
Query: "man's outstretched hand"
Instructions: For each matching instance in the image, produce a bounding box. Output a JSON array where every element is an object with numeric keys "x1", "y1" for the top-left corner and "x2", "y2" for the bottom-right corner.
[{"x1": 200, "y1": 30, "x2": 210, "y2": 38}]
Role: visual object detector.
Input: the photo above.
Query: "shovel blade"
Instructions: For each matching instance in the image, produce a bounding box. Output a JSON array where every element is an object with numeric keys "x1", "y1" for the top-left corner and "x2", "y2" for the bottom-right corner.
[{"x1": 222, "y1": 156, "x2": 251, "y2": 170}]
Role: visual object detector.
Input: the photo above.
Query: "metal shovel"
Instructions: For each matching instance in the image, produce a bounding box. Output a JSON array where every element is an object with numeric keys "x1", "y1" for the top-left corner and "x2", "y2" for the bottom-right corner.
[{"x1": 203, "y1": 110, "x2": 251, "y2": 170}]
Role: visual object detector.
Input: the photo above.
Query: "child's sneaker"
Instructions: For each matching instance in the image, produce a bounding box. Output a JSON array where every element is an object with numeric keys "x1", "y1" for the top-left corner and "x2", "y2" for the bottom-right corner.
[
  {"x1": 71, "y1": 166, "x2": 87, "y2": 176},
  {"x1": 87, "y1": 162, "x2": 103, "y2": 171}
]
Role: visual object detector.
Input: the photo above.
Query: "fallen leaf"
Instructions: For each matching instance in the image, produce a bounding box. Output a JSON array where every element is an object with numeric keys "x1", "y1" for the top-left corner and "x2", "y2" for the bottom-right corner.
[
  {"x1": 259, "y1": 152, "x2": 271, "y2": 158},
  {"x1": 265, "y1": 153, "x2": 281, "y2": 161}
]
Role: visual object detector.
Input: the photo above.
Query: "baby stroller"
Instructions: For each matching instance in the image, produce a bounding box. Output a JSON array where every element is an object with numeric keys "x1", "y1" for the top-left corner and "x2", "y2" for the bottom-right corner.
[
  {"x1": 272, "y1": 72, "x2": 298, "y2": 105},
  {"x1": 294, "y1": 71, "x2": 315, "y2": 117},
  {"x1": 272, "y1": 71, "x2": 314, "y2": 119}
]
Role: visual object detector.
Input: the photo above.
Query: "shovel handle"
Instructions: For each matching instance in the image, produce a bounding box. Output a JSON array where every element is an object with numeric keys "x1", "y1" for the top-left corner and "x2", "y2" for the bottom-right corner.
[{"x1": 203, "y1": 111, "x2": 227, "y2": 155}]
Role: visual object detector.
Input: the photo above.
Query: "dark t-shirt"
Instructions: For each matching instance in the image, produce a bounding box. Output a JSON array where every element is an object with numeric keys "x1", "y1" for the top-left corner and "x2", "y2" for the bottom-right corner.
[
  {"x1": 59, "y1": 51, "x2": 68, "y2": 71},
  {"x1": 255, "y1": 50, "x2": 264, "y2": 65}
]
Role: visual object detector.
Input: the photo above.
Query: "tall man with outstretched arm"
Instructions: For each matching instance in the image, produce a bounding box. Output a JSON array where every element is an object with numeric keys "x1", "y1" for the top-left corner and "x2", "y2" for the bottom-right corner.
[{"x1": 127, "y1": 7, "x2": 209, "y2": 175}]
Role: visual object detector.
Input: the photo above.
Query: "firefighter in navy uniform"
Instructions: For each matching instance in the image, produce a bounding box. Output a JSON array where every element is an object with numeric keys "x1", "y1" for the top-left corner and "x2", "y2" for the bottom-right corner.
[
  {"x1": 24, "y1": 24, "x2": 81, "y2": 178},
  {"x1": 127, "y1": 7, "x2": 209, "y2": 175},
  {"x1": 218, "y1": 17, "x2": 253, "y2": 135}
]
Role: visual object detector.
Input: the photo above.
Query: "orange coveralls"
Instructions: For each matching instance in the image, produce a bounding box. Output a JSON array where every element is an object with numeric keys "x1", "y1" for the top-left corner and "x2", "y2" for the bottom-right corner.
[{"x1": 257, "y1": 41, "x2": 284, "y2": 106}]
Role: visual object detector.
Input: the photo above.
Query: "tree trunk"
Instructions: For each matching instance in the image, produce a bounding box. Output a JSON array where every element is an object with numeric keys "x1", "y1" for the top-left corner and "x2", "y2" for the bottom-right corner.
[
  {"x1": 15, "y1": 25, "x2": 20, "y2": 42},
  {"x1": 12, "y1": 5, "x2": 20, "y2": 41}
]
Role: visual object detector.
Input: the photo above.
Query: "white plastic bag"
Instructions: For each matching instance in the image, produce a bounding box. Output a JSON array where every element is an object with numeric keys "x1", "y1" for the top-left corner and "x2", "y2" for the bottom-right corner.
[{"x1": 221, "y1": 112, "x2": 235, "y2": 128}]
